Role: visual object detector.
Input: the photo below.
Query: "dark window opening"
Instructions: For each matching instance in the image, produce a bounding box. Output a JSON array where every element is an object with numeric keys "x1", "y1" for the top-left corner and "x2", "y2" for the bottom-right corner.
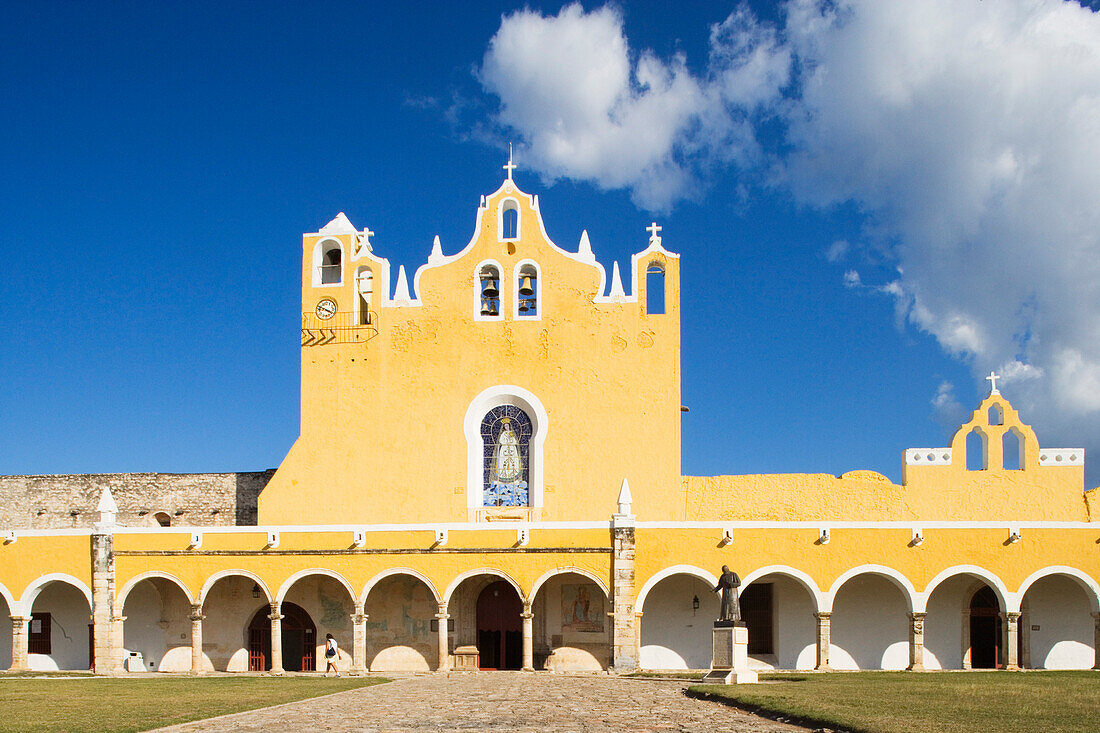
[
  {"x1": 741, "y1": 583, "x2": 773, "y2": 655},
  {"x1": 29, "y1": 612, "x2": 51, "y2": 654}
]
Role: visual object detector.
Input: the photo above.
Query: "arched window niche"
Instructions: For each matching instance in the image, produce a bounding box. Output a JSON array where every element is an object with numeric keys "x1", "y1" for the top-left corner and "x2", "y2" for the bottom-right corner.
[
  {"x1": 988, "y1": 404, "x2": 1004, "y2": 426},
  {"x1": 514, "y1": 261, "x2": 540, "y2": 319},
  {"x1": 355, "y1": 266, "x2": 374, "y2": 325},
  {"x1": 646, "y1": 262, "x2": 666, "y2": 315},
  {"x1": 966, "y1": 428, "x2": 988, "y2": 471},
  {"x1": 1003, "y1": 427, "x2": 1024, "y2": 471},
  {"x1": 499, "y1": 198, "x2": 520, "y2": 241},
  {"x1": 464, "y1": 386, "x2": 548, "y2": 513},
  {"x1": 312, "y1": 238, "x2": 343, "y2": 286},
  {"x1": 475, "y1": 261, "x2": 503, "y2": 320}
]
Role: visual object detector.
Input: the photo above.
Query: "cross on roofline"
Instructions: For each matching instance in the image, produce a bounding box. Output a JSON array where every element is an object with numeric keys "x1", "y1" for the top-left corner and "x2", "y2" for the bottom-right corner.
[
  {"x1": 986, "y1": 371, "x2": 1001, "y2": 395},
  {"x1": 503, "y1": 143, "x2": 516, "y2": 180},
  {"x1": 647, "y1": 221, "x2": 662, "y2": 241}
]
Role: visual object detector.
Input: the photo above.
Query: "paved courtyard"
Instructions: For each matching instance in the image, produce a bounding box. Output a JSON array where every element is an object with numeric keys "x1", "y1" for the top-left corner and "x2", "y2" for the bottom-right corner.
[{"x1": 151, "y1": 673, "x2": 809, "y2": 732}]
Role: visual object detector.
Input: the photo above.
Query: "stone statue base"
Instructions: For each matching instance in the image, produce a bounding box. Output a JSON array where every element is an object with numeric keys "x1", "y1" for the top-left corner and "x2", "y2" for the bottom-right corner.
[{"x1": 702, "y1": 624, "x2": 758, "y2": 684}]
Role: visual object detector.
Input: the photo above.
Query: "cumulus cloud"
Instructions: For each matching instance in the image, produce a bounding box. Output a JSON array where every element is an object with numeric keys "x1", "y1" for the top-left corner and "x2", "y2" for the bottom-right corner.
[
  {"x1": 477, "y1": 3, "x2": 789, "y2": 210},
  {"x1": 476, "y1": 0, "x2": 1100, "y2": 483}
]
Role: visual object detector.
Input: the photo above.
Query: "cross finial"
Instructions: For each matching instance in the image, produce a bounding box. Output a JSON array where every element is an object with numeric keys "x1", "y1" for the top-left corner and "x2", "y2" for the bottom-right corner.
[
  {"x1": 646, "y1": 221, "x2": 662, "y2": 243},
  {"x1": 986, "y1": 371, "x2": 1001, "y2": 395},
  {"x1": 503, "y1": 143, "x2": 516, "y2": 180}
]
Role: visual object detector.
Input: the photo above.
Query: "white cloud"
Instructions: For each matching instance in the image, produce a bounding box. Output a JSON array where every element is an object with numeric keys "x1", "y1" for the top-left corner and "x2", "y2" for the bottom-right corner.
[
  {"x1": 779, "y1": 0, "x2": 1100, "y2": 481},
  {"x1": 842, "y1": 269, "x2": 861, "y2": 288},
  {"x1": 476, "y1": 0, "x2": 1100, "y2": 484},
  {"x1": 932, "y1": 380, "x2": 967, "y2": 433},
  {"x1": 826, "y1": 239, "x2": 849, "y2": 262},
  {"x1": 477, "y1": 3, "x2": 788, "y2": 210}
]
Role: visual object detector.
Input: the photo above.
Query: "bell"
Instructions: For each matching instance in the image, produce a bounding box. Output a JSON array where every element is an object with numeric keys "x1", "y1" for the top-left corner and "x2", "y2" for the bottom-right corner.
[
  {"x1": 518, "y1": 275, "x2": 535, "y2": 296},
  {"x1": 480, "y1": 273, "x2": 499, "y2": 298},
  {"x1": 480, "y1": 298, "x2": 492, "y2": 316},
  {"x1": 519, "y1": 300, "x2": 529, "y2": 313},
  {"x1": 487, "y1": 301, "x2": 499, "y2": 317}
]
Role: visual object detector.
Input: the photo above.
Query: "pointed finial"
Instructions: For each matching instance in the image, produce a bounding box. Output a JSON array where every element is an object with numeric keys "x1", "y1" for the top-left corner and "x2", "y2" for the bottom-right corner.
[
  {"x1": 609, "y1": 262, "x2": 625, "y2": 300},
  {"x1": 986, "y1": 371, "x2": 1001, "y2": 395},
  {"x1": 431, "y1": 235, "x2": 442, "y2": 258},
  {"x1": 646, "y1": 221, "x2": 662, "y2": 244},
  {"x1": 578, "y1": 230, "x2": 592, "y2": 258},
  {"x1": 96, "y1": 486, "x2": 118, "y2": 530},
  {"x1": 393, "y1": 265, "x2": 412, "y2": 303},
  {"x1": 617, "y1": 478, "x2": 633, "y2": 515},
  {"x1": 503, "y1": 143, "x2": 517, "y2": 180}
]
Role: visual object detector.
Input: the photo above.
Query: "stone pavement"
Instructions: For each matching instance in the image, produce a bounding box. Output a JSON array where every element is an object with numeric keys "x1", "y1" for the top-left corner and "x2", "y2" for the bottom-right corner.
[{"x1": 151, "y1": 673, "x2": 809, "y2": 732}]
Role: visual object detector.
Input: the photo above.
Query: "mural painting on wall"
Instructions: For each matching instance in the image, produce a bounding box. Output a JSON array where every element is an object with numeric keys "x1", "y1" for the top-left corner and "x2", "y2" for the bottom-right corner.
[{"x1": 561, "y1": 584, "x2": 604, "y2": 633}]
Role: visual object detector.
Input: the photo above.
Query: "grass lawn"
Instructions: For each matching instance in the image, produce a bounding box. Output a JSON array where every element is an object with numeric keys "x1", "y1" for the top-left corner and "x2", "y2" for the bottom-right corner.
[
  {"x1": 689, "y1": 671, "x2": 1100, "y2": 733},
  {"x1": 0, "y1": 675, "x2": 387, "y2": 733}
]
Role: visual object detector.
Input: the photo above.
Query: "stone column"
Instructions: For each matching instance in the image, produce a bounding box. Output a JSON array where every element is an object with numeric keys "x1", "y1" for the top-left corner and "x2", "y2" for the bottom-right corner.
[
  {"x1": 91, "y1": 530, "x2": 122, "y2": 674},
  {"x1": 350, "y1": 613, "x2": 368, "y2": 675},
  {"x1": 961, "y1": 609, "x2": 972, "y2": 669},
  {"x1": 8, "y1": 616, "x2": 30, "y2": 671},
  {"x1": 1092, "y1": 612, "x2": 1100, "y2": 670},
  {"x1": 1003, "y1": 611, "x2": 1021, "y2": 670},
  {"x1": 436, "y1": 603, "x2": 450, "y2": 672},
  {"x1": 189, "y1": 603, "x2": 205, "y2": 674},
  {"x1": 610, "y1": 514, "x2": 637, "y2": 672},
  {"x1": 907, "y1": 612, "x2": 926, "y2": 671},
  {"x1": 814, "y1": 612, "x2": 831, "y2": 670},
  {"x1": 521, "y1": 602, "x2": 534, "y2": 671},
  {"x1": 1018, "y1": 611, "x2": 1031, "y2": 669},
  {"x1": 268, "y1": 603, "x2": 284, "y2": 674}
]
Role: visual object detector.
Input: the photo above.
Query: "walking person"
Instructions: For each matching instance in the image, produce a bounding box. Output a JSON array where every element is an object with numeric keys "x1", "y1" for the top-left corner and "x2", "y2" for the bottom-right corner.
[{"x1": 324, "y1": 633, "x2": 343, "y2": 677}]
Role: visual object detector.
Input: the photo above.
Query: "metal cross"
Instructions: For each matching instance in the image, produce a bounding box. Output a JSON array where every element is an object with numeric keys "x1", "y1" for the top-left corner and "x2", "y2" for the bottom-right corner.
[
  {"x1": 647, "y1": 221, "x2": 662, "y2": 241},
  {"x1": 985, "y1": 371, "x2": 1001, "y2": 395},
  {"x1": 503, "y1": 143, "x2": 516, "y2": 180}
]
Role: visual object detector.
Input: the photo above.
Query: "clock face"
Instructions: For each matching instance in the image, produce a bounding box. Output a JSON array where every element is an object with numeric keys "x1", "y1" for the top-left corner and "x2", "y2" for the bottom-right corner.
[{"x1": 315, "y1": 298, "x2": 337, "y2": 320}]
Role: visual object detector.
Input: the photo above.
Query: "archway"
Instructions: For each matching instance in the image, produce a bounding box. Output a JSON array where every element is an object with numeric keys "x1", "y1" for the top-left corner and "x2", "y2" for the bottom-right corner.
[
  {"x1": 830, "y1": 573, "x2": 910, "y2": 670},
  {"x1": 922, "y1": 571, "x2": 1007, "y2": 670},
  {"x1": 0, "y1": 588, "x2": 12, "y2": 669},
  {"x1": 363, "y1": 573, "x2": 438, "y2": 671},
  {"x1": 530, "y1": 570, "x2": 610, "y2": 671},
  {"x1": 638, "y1": 572, "x2": 716, "y2": 670},
  {"x1": 1020, "y1": 574, "x2": 1094, "y2": 669},
  {"x1": 741, "y1": 572, "x2": 819, "y2": 670},
  {"x1": 120, "y1": 575, "x2": 192, "y2": 672},
  {"x1": 278, "y1": 571, "x2": 355, "y2": 673},
  {"x1": 247, "y1": 602, "x2": 316, "y2": 672},
  {"x1": 26, "y1": 579, "x2": 92, "y2": 671},
  {"x1": 200, "y1": 573, "x2": 270, "y2": 672},
  {"x1": 477, "y1": 581, "x2": 523, "y2": 669}
]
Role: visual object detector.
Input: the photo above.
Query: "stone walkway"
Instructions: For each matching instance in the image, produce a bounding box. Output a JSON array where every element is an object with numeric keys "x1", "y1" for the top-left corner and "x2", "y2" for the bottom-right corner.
[{"x1": 151, "y1": 673, "x2": 808, "y2": 732}]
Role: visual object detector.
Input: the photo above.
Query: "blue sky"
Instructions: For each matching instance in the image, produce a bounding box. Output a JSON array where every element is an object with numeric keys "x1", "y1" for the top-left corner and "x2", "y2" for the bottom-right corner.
[{"x1": 2, "y1": 1, "x2": 1098, "y2": 488}]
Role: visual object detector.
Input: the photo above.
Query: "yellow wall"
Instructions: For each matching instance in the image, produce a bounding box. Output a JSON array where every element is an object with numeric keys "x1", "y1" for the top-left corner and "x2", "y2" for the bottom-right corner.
[{"x1": 260, "y1": 179, "x2": 682, "y2": 525}]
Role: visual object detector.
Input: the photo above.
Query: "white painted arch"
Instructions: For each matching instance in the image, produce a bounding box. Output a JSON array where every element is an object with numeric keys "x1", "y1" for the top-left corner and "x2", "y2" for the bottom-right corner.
[
  {"x1": 0, "y1": 580, "x2": 16, "y2": 615},
  {"x1": 918, "y1": 565, "x2": 1011, "y2": 613},
  {"x1": 360, "y1": 567, "x2": 441, "y2": 608},
  {"x1": 463, "y1": 384, "x2": 549, "y2": 510},
  {"x1": 276, "y1": 568, "x2": 357, "y2": 606},
  {"x1": 742, "y1": 565, "x2": 824, "y2": 612},
  {"x1": 117, "y1": 571, "x2": 194, "y2": 609},
  {"x1": 825, "y1": 564, "x2": 917, "y2": 613},
  {"x1": 20, "y1": 573, "x2": 93, "y2": 615},
  {"x1": 530, "y1": 566, "x2": 610, "y2": 601},
  {"x1": 199, "y1": 570, "x2": 272, "y2": 605},
  {"x1": 443, "y1": 568, "x2": 525, "y2": 605},
  {"x1": 1017, "y1": 566, "x2": 1100, "y2": 613},
  {"x1": 636, "y1": 565, "x2": 718, "y2": 614}
]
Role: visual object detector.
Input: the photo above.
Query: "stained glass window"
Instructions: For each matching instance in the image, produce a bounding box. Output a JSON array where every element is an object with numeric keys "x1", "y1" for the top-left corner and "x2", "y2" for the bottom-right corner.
[{"x1": 481, "y1": 405, "x2": 532, "y2": 506}]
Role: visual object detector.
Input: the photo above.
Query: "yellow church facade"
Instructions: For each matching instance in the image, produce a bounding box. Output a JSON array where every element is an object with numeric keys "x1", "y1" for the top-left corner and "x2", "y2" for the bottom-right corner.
[{"x1": 1, "y1": 166, "x2": 1098, "y2": 675}]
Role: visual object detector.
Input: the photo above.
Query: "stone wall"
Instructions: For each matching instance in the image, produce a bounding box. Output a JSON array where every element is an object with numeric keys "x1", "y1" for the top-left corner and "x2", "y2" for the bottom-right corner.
[{"x1": 0, "y1": 470, "x2": 275, "y2": 529}]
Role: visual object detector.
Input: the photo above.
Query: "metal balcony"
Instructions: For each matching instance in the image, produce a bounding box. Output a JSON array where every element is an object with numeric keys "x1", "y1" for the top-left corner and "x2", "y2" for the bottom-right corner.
[{"x1": 301, "y1": 309, "x2": 378, "y2": 346}]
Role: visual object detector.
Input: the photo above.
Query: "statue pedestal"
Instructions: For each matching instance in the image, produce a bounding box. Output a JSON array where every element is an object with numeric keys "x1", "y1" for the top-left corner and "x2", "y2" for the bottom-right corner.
[{"x1": 702, "y1": 624, "x2": 757, "y2": 684}]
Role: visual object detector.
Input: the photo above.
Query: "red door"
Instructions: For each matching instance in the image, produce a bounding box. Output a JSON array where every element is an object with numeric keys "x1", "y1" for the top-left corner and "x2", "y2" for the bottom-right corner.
[{"x1": 476, "y1": 581, "x2": 523, "y2": 669}]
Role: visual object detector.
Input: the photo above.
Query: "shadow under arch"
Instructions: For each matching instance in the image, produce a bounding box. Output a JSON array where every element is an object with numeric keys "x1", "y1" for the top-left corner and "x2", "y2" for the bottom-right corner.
[
  {"x1": 275, "y1": 568, "x2": 356, "y2": 607},
  {"x1": 636, "y1": 565, "x2": 718, "y2": 615},
  {"x1": 20, "y1": 573, "x2": 93, "y2": 612},
  {"x1": 529, "y1": 566, "x2": 609, "y2": 601},
  {"x1": 360, "y1": 567, "x2": 441, "y2": 609},
  {"x1": 443, "y1": 567, "x2": 525, "y2": 605},
  {"x1": 199, "y1": 569, "x2": 272, "y2": 606},
  {"x1": 919, "y1": 565, "x2": 1011, "y2": 613},
  {"x1": 117, "y1": 571, "x2": 194, "y2": 609},
  {"x1": 825, "y1": 564, "x2": 917, "y2": 613},
  {"x1": 1016, "y1": 566, "x2": 1100, "y2": 614}
]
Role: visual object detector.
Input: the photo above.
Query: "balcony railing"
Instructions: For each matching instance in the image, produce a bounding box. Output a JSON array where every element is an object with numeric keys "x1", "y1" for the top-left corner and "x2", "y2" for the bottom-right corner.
[{"x1": 301, "y1": 309, "x2": 378, "y2": 346}]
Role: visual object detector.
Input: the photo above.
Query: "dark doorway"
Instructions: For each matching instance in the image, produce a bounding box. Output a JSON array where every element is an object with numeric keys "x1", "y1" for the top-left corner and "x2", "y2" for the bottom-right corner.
[
  {"x1": 476, "y1": 581, "x2": 522, "y2": 669},
  {"x1": 247, "y1": 602, "x2": 317, "y2": 672},
  {"x1": 969, "y1": 587, "x2": 1002, "y2": 669},
  {"x1": 741, "y1": 583, "x2": 774, "y2": 655}
]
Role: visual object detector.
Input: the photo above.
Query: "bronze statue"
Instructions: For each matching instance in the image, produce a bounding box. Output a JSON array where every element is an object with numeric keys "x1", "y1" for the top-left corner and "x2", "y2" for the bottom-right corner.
[{"x1": 713, "y1": 565, "x2": 742, "y2": 624}]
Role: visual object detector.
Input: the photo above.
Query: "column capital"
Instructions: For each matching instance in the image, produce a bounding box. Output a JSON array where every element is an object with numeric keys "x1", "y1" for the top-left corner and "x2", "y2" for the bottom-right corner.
[
  {"x1": 437, "y1": 602, "x2": 448, "y2": 615},
  {"x1": 351, "y1": 613, "x2": 368, "y2": 624},
  {"x1": 813, "y1": 611, "x2": 832, "y2": 621},
  {"x1": 189, "y1": 604, "x2": 205, "y2": 622},
  {"x1": 1004, "y1": 611, "x2": 1022, "y2": 622},
  {"x1": 908, "y1": 611, "x2": 927, "y2": 620},
  {"x1": 435, "y1": 613, "x2": 450, "y2": 620},
  {"x1": 520, "y1": 612, "x2": 533, "y2": 620},
  {"x1": 9, "y1": 615, "x2": 31, "y2": 625}
]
